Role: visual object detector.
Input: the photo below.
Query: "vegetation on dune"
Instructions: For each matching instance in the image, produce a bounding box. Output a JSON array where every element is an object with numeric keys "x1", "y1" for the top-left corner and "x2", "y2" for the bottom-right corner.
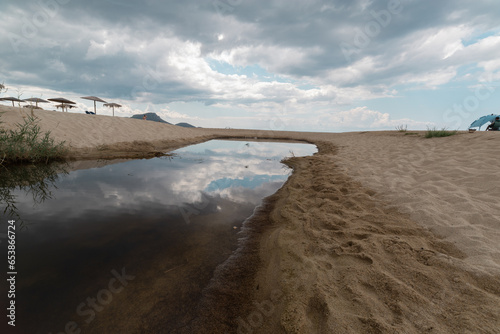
[
  {"x1": 425, "y1": 127, "x2": 457, "y2": 138},
  {"x1": 395, "y1": 124, "x2": 408, "y2": 132},
  {"x1": 0, "y1": 113, "x2": 67, "y2": 165}
]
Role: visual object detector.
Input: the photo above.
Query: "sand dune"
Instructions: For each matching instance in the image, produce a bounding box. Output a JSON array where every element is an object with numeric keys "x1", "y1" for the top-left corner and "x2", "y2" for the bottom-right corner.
[
  {"x1": 1, "y1": 105, "x2": 499, "y2": 333},
  {"x1": 332, "y1": 131, "x2": 500, "y2": 275},
  {"x1": 0, "y1": 106, "x2": 217, "y2": 158},
  {"x1": 250, "y1": 139, "x2": 500, "y2": 333}
]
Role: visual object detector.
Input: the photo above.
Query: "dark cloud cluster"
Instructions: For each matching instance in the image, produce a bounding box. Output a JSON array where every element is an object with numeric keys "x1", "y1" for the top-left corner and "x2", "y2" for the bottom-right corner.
[{"x1": 0, "y1": 0, "x2": 499, "y2": 110}]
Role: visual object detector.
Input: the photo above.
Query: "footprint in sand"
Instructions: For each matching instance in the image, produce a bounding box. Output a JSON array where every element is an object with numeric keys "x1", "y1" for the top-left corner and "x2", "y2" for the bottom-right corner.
[{"x1": 331, "y1": 253, "x2": 373, "y2": 266}]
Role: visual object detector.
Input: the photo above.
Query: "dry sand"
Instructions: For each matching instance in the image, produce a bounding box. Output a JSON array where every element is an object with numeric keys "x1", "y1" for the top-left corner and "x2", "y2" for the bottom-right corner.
[{"x1": 1, "y1": 105, "x2": 499, "y2": 333}]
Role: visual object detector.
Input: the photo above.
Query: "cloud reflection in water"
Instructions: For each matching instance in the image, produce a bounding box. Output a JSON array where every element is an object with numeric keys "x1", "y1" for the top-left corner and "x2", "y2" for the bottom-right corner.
[{"x1": 6, "y1": 140, "x2": 317, "y2": 333}]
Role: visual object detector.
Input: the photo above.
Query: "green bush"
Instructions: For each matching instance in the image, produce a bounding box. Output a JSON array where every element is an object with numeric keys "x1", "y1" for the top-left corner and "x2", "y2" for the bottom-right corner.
[
  {"x1": 0, "y1": 114, "x2": 67, "y2": 164},
  {"x1": 425, "y1": 127, "x2": 457, "y2": 138}
]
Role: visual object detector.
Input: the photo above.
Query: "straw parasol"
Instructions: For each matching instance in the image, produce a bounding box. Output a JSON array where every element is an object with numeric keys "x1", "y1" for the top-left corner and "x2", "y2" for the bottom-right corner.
[
  {"x1": 48, "y1": 97, "x2": 76, "y2": 112},
  {"x1": 81, "y1": 96, "x2": 107, "y2": 115},
  {"x1": 24, "y1": 97, "x2": 49, "y2": 108},
  {"x1": 55, "y1": 104, "x2": 77, "y2": 110},
  {"x1": 1, "y1": 97, "x2": 24, "y2": 107},
  {"x1": 103, "y1": 102, "x2": 122, "y2": 117}
]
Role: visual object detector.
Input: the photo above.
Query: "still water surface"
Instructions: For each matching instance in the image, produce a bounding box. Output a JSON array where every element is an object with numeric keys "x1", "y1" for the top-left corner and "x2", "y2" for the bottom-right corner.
[{"x1": 1, "y1": 140, "x2": 316, "y2": 333}]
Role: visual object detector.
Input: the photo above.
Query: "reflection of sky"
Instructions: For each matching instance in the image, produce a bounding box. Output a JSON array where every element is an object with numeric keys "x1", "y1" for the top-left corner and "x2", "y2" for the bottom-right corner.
[
  {"x1": 11, "y1": 140, "x2": 316, "y2": 231},
  {"x1": 3, "y1": 140, "x2": 316, "y2": 332},
  {"x1": 170, "y1": 140, "x2": 316, "y2": 202}
]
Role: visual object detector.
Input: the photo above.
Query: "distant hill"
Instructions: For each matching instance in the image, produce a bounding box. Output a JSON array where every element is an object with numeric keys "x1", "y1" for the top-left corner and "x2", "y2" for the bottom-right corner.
[
  {"x1": 131, "y1": 112, "x2": 171, "y2": 124},
  {"x1": 175, "y1": 122, "x2": 196, "y2": 128},
  {"x1": 131, "y1": 113, "x2": 198, "y2": 128}
]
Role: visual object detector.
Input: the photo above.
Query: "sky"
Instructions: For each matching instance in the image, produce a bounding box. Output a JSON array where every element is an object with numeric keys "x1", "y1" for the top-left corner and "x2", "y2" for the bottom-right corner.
[{"x1": 1, "y1": 0, "x2": 499, "y2": 132}]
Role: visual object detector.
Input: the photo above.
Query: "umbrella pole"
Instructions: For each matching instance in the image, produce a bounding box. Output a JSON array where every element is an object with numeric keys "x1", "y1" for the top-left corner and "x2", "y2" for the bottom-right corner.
[{"x1": 94, "y1": 101, "x2": 97, "y2": 115}]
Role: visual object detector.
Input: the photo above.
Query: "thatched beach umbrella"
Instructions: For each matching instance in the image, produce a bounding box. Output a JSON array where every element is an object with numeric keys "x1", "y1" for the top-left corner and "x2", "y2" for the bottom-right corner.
[
  {"x1": 24, "y1": 97, "x2": 49, "y2": 108},
  {"x1": 55, "y1": 104, "x2": 77, "y2": 110},
  {"x1": 81, "y1": 96, "x2": 107, "y2": 115},
  {"x1": 0, "y1": 97, "x2": 24, "y2": 107},
  {"x1": 48, "y1": 97, "x2": 76, "y2": 112},
  {"x1": 103, "y1": 102, "x2": 122, "y2": 117}
]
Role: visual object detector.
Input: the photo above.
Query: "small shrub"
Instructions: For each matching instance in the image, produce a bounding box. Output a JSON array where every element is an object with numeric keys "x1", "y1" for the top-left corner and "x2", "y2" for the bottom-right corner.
[
  {"x1": 425, "y1": 127, "x2": 457, "y2": 138},
  {"x1": 0, "y1": 114, "x2": 67, "y2": 164}
]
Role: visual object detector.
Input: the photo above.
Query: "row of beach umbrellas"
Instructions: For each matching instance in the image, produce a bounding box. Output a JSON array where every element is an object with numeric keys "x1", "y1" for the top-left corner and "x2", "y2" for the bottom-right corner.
[{"x1": 0, "y1": 96, "x2": 122, "y2": 116}]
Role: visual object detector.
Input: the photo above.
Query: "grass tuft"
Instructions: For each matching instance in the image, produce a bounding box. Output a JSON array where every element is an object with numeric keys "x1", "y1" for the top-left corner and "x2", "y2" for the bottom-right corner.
[
  {"x1": 424, "y1": 127, "x2": 457, "y2": 138},
  {"x1": 395, "y1": 124, "x2": 408, "y2": 132},
  {"x1": 0, "y1": 113, "x2": 67, "y2": 165}
]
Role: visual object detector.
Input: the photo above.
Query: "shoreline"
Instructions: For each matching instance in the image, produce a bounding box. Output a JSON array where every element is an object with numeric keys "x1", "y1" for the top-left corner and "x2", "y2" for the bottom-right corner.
[
  {"x1": 191, "y1": 137, "x2": 500, "y2": 333},
  {"x1": 2, "y1": 105, "x2": 500, "y2": 332}
]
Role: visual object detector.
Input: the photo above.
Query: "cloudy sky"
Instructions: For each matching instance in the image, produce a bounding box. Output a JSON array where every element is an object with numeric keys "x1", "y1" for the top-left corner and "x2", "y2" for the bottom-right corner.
[{"x1": 1, "y1": 0, "x2": 499, "y2": 131}]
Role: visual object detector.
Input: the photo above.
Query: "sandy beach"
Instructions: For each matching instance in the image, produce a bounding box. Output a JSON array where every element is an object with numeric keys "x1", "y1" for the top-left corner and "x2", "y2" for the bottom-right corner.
[{"x1": 2, "y1": 105, "x2": 500, "y2": 333}]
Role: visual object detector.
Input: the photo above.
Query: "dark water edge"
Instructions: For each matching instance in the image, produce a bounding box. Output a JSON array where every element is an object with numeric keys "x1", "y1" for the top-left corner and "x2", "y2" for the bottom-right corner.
[
  {"x1": 1, "y1": 168, "x2": 258, "y2": 334},
  {"x1": 0, "y1": 141, "x2": 315, "y2": 334},
  {"x1": 173, "y1": 194, "x2": 281, "y2": 334}
]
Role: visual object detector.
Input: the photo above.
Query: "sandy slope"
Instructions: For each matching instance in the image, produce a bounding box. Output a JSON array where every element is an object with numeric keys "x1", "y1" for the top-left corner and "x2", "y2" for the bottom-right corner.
[
  {"x1": 332, "y1": 131, "x2": 500, "y2": 275},
  {"x1": 0, "y1": 105, "x2": 218, "y2": 159},
  {"x1": 251, "y1": 139, "x2": 500, "y2": 333},
  {"x1": 1, "y1": 105, "x2": 499, "y2": 333}
]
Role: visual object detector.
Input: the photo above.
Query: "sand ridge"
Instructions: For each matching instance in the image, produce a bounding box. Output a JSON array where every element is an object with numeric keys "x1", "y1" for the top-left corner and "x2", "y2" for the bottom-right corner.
[{"x1": 0, "y1": 105, "x2": 220, "y2": 160}]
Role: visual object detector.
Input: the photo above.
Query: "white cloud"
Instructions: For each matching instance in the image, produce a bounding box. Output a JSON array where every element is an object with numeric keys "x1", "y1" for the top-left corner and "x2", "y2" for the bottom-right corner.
[
  {"x1": 86, "y1": 40, "x2": 114, "y2": 60},
  {"x1": 323, "y1": 106, "x2": 432, "y2": 130},
  {"x1": 159, "y1": 109, "x2": 197, "y2": 120},
  {"x1": 478, "y1": 59, "x2": 500, "y2": 72},
  {"x1": 209, "y1": 44, "x2": 322, "y2": 74},
  {"x1": 47, "y1": 59, "x2": 67, "y2": 73}
]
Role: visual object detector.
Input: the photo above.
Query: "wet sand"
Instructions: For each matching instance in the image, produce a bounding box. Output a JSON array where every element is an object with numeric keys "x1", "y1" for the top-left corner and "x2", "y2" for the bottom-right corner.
[{"x1": 1, "y1": 105, "x2": 500, "y2": 333}]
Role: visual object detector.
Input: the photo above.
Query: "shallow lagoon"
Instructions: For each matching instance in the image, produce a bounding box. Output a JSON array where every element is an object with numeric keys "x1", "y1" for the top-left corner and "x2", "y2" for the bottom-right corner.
[{"x1": 1, "y1": 140, "x2": 316, "y2": 333}]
